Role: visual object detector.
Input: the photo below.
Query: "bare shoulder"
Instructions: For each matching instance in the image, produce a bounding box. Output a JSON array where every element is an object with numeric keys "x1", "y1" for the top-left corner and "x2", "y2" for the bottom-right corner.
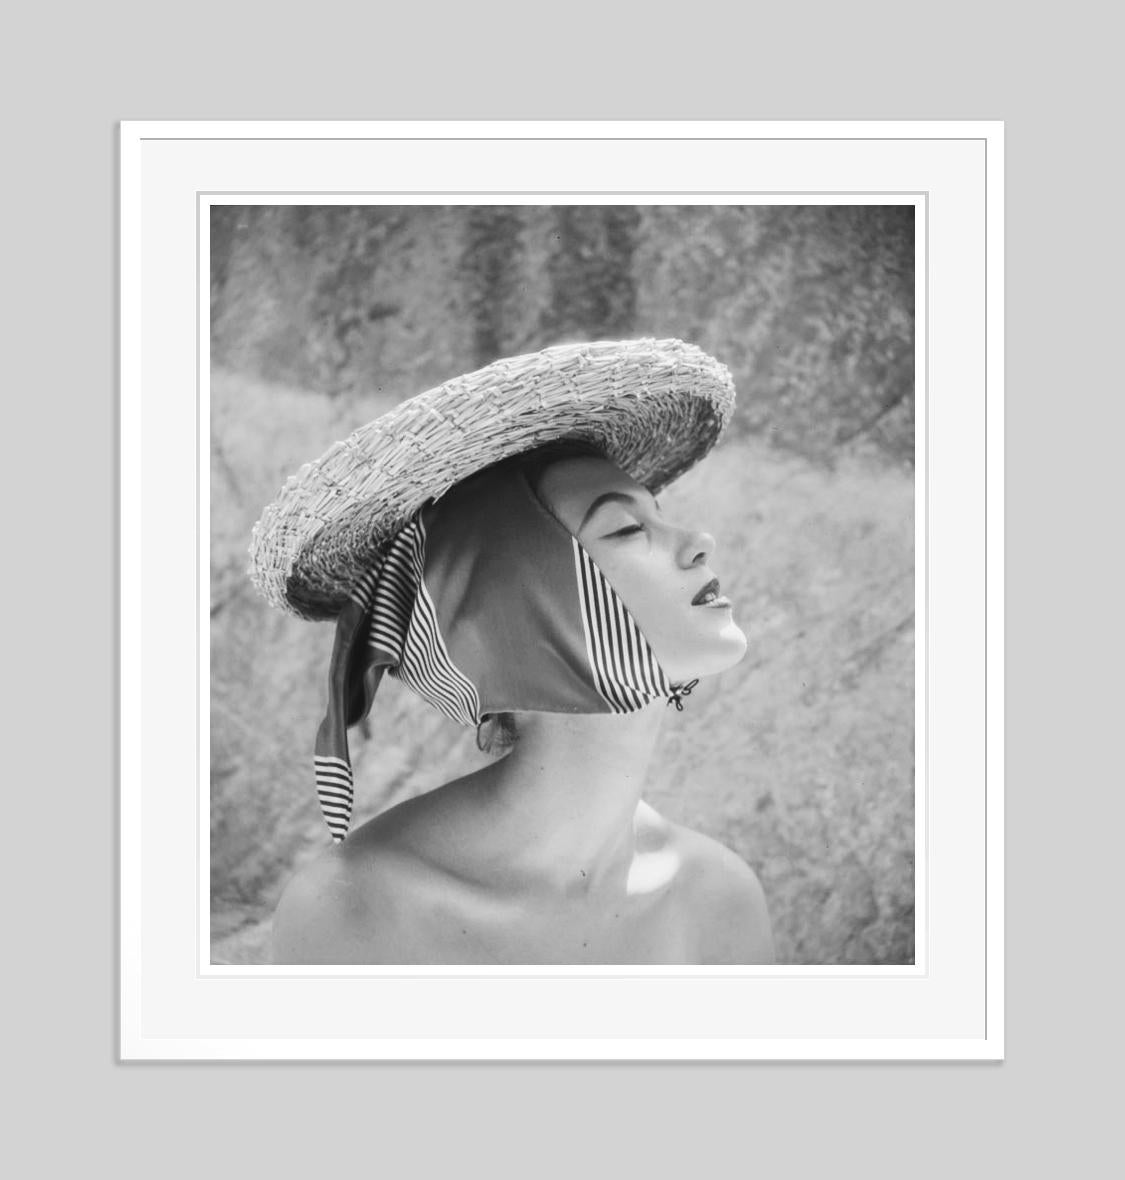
[
  {"x1": 269, "y1": 844, "x2": 382, "y2": 964},
  {"x1": 270, "y1": 771, "x2": 490, "y2": 964},
  {"x1": 269, "y1": 807, "x2": 432, "y2": 964},
  {"x1": 657, "y1": 816, "x2": 776, "y2": 965}
]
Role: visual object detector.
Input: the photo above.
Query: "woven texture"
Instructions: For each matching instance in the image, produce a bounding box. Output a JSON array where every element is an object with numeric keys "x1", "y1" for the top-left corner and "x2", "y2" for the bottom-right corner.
[{"x1": 248, "y1": 338, "x2": 736, "y2": 619}]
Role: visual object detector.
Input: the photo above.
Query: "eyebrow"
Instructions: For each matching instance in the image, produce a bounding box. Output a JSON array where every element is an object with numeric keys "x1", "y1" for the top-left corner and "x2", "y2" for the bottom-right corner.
[{"x1": 578, "y1": 490, "x2": 660, "y2": 532}]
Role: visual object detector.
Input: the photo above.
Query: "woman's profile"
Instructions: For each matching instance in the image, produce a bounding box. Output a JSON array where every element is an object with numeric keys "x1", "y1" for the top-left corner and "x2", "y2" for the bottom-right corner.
[{"x1": 249, "y1": 339, "x2": 775, "y2": 965}]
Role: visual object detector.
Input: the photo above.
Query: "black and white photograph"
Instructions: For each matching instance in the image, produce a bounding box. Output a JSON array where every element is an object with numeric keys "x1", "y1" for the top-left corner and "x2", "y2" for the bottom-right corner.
[{"x1": 208, "y1": 202, "x2": 917, "y2": 968}]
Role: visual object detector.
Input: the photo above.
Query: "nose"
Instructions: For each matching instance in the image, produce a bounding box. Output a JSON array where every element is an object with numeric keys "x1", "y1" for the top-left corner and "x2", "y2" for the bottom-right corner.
[{"x1": 677, "y1": 526, "x2": 716, "y2": 568}]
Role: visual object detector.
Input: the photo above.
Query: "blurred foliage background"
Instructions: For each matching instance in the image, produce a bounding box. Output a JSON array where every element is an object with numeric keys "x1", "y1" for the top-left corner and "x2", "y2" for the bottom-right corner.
[{"x1": 210, "y1": 204, "x2": 915, "y2": 965}]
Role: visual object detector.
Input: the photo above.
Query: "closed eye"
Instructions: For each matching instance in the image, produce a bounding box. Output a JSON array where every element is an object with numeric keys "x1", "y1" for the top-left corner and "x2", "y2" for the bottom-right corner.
[{"x1": 609, "y1": 523, "x2": 645, "y2": 538}]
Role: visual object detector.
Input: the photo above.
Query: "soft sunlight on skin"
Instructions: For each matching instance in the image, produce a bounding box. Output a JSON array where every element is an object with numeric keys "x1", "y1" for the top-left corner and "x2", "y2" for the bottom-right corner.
[
  {"x1": 625, "y1": 844, "x2": 683, "y2": 896},
  {"x1": 537, "y1": 456, "x2": 749, "y2": 683}
]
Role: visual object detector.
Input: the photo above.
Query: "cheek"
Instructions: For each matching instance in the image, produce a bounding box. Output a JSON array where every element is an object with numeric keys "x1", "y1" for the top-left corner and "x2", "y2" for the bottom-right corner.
[
  {"x1": 611, "y1": 571, "x2": 681, "y2": 642},
  {"x1": 615, "y1": 570, "x2": 746, "y2": 672},
  {"x1": 591, "y1": 552, "x2": 689, "y2": 652}
]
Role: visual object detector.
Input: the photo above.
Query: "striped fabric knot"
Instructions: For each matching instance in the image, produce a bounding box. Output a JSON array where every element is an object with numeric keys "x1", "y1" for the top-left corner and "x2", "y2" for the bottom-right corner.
[
  {"x1": 314, "y1": 754, "x2": 354, "y2": 844},
  {"x1": 572, "y1": 538, "x2": 674, "y2": 713}
]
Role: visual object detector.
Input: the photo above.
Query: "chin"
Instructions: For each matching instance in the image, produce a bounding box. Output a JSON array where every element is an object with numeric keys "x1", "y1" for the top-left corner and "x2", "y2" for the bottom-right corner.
[
  {"x1": 668, "y1": 618, "x2": 748, "y2": 681},
  {"x1": 712, "y1": 621, "x2": 749, "y2": 671}
]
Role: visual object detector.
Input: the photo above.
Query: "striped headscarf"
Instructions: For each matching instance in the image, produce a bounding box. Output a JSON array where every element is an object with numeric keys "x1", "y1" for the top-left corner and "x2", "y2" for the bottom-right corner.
[{"x1": 313, "y1": 456, "x2": 698, "y2": 842}]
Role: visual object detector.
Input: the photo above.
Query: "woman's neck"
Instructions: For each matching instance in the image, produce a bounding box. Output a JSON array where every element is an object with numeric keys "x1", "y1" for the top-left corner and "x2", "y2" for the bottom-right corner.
[{"x1": 476, "y1": 704, "x2": 667, "y2": 890}]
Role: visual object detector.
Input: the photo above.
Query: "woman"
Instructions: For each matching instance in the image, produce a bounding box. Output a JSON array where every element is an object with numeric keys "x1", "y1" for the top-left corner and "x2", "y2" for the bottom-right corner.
[{"x1": 251, "y1": 339, "x2": 774, "y2": 965}]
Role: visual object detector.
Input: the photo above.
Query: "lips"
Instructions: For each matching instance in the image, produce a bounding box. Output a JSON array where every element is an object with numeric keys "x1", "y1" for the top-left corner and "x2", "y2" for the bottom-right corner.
[{"x1": 692, "y1": 577, "x2": 720, "y2": 606}]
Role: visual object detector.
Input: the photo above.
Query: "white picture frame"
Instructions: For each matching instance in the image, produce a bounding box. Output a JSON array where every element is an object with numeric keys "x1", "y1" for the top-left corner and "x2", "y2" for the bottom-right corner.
[{"x1": 120, "y1": 120, "x2": 1003, "y2": 1060}]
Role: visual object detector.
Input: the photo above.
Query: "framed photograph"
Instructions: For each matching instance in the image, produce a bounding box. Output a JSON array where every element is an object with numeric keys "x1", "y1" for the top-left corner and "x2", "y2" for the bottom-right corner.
[{"x1": 120, "y1": 120, "x2": 1002, "y2": 1059}]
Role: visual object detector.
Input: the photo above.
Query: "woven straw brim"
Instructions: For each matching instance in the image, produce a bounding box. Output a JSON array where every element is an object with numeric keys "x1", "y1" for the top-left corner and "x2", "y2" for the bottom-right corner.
[{"x1": 248, "y1": 338, "x2": 736, "y2": 620}]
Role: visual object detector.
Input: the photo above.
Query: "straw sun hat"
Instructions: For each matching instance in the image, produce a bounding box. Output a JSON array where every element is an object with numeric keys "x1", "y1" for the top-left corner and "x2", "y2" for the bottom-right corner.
[{"x1": 248, "y1": 338, "x2": 737, "y2": 620}]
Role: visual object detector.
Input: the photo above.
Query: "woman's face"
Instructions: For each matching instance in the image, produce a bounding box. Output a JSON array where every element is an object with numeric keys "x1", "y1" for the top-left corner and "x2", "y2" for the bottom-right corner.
[{"x1": 537, "y1": 456, "x2": 748, "y2": 683}]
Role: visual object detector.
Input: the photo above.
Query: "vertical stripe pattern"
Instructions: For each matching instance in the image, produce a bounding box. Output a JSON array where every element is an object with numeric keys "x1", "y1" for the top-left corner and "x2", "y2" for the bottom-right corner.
[
  {"x1": 369, "y1": 516, "x2": 482, "y2": 727},
  {"x1": 572, "y1": 538, "x2": 673, "y2": 712},
  {"x1": 365, "y1": 522, "x2": 418, "y2": 663}
]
